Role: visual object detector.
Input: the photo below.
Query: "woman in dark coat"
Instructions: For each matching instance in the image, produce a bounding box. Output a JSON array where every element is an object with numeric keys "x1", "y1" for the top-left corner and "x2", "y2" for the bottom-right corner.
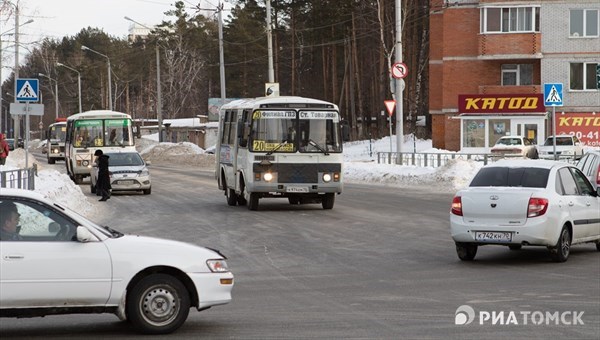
[{"x1": 94, "y1": 149, "x2": 111, "y2": 201}]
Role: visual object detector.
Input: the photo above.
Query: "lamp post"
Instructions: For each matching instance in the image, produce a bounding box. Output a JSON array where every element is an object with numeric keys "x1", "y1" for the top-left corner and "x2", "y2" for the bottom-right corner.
[
  {"x1": 124, "y1": 16, "x2": 163, "y2": 142},
  {"x1": 38, "y1": 73, "x2": 59, "y2": 119},
  {"x1": 56, "y1": 62, "x2": 82, "y2": 113},
  {"x1": 81, "y1": 45, "x2": 112, "y2": 111}
]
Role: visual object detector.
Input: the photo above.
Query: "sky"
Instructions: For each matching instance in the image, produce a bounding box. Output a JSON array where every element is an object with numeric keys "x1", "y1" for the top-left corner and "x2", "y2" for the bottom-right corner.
[{"x1": 0, "y1": 135, "x2": 483, "y2": 219}]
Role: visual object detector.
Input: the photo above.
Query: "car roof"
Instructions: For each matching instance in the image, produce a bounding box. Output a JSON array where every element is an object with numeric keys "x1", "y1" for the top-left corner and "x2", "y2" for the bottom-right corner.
[
  {"x1": 0, "y1": 188, "x2": 48, "y2": 200},
  {"x1": 486, "y1": 159, "x2": 571, "y2": 169}
]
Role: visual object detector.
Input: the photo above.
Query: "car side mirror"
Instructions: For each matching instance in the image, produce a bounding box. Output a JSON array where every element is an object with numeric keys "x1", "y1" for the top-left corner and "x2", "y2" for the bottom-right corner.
[
  {"x1": 76, "y1": 226, "x2": 96, "y2": 243},
  {"x1": 145, "y1": 160, "x2": 151, "y2": 166}
]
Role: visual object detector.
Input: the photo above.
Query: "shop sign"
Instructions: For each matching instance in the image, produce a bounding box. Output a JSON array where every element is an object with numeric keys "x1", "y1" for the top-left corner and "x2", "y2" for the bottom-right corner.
[
  {"x1": 458, "y1": 94, "x2": 544, "y2": 114},
  {"x1": 555, "y1": 112, "x2": 600, "y2": 147}
]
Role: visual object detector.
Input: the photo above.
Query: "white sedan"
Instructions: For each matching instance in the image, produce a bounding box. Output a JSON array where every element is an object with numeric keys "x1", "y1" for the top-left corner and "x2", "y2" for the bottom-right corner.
[
  {"x1": 450, "y1": 159, "x2": 600, "y2": 262},
  {"x1": 90, "y1": 151, "x2": 152, "y2": 195},
  {"x1": 490, "y1": 135, "x2": 539, "y2": 159},
  {"x1": 0, "y1": 189, "x2": 233, "y2": 334}
]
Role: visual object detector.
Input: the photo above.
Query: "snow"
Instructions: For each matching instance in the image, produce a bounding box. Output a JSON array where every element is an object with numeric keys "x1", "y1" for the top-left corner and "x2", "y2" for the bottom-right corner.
[{"x1": 1, "y1": 135, "x2": 484, "y2": 219}]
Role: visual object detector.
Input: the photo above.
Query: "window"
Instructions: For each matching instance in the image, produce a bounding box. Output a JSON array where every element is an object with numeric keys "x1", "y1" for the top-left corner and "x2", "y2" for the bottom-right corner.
[
  {"x1": 570, "y1": 9, "x2": 599, "y2": 37},
  {"x1": 570, "y1": 62, "x2": 599, "y2": 90},
  {"x1": 481, "y1": 6, "x2": 540, "y2": 33},
  {"x1": 463, "y1": 120, "x2": 485, "y2": 148},
  {"x1": 501, "y1": 64, "x2": 533, "y2": 85},
  {"x1": 470, "y1": 167, "x2": 549, "y2": 188}
]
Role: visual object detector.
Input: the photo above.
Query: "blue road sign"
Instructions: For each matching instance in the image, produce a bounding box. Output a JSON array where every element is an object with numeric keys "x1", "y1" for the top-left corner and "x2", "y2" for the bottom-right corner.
[
  {"x1": 16, "y1": 78, "x2": 39, "y2": 102},
  {"x1": 544, "y1": 83, "x2": 563, "y2": 107}
]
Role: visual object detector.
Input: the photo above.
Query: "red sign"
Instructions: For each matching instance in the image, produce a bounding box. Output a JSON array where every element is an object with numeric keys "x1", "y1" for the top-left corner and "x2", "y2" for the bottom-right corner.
[
  {"x1": 555, "y1": 112, "x2": 600, "y2": 147},
  {"x1": 458, "y1": 94, "x2": 545, "y2": 114},
  {"x1": 391, "y1": 62, "x2": 408, "y2": 79},
  {"x1": 384, "y1": 100, "x2": 395, "y2": 116}
]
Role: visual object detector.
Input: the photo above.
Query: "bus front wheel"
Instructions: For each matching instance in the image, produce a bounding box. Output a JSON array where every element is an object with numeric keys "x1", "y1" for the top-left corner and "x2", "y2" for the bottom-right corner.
[
  {"x1": 247, "y1": 193, "x2": 259, "y2": 211},
  {"x1": 322, "y1": 193, "x2": 335, "y2": 210}
]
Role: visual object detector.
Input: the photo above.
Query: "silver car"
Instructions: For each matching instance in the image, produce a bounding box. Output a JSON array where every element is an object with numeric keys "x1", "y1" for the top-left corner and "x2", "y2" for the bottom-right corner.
[{"x1": 91, "y1": 152, "x2": 152, "y2": 195}]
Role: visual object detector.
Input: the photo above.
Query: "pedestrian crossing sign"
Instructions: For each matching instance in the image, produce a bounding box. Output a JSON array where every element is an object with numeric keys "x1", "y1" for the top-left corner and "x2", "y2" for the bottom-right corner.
[
  {"x1": 544, "y1": 83, "x2": 563, "y2": 107},
  {"x1": 16, "y1": 78, "x2": 39, "y2": 102}
]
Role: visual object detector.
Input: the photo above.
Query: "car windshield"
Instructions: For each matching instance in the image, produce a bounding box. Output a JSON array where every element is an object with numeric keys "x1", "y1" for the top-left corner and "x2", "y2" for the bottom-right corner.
[
  {"x1": 544, "y1": 137, "x2": 573, "y2": 146},
  {"x1": 495, "y1": 138, "x2": 523, "y2": 146},
  {"x1": 470, "y1": 167, "x2": 550, "y2": 188},
  {"x1": 106, "y1": 153, "x2": 144, "y2": 166}
]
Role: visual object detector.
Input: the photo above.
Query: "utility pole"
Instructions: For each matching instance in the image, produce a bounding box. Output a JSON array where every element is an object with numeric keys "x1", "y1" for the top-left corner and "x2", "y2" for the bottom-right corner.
[
  {"x1": 266, "y1": 0, "x2": 274, "y2": 83},
  {"x1": 14, "y1": 0, "x2": 20, "y2": 143},
  {"x1": 394, "y1": 0, "x2": 404, "y2": 154},
  {"x1": 218, "y1": 2, "x2": 226, "y2": 107}
]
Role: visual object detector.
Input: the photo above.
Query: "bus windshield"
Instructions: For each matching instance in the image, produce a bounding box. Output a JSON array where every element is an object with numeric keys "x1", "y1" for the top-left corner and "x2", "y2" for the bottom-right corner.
[
  {"x1": 249, "y1": 110, "x2": 342, "y2": 153},
  {"x1": 73, "y1": 118, "x2": 133, "y2": 148},
  {"x1": 49, "y1": 125, "x2": 67, "y2": 142}
]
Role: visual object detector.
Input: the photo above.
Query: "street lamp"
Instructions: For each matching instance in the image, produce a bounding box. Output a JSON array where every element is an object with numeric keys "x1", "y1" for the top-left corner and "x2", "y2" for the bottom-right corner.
[
  {"x1": 124, "y1": 16, "x2": 163, "y2": 142},
  {"x1": 38, "y1": 73, "x2": 59, "y2": 119},
  {"x1": 56, "y1": 62, "x2": 82, "y2": 113},
  {"x1": 81, "y1": 45, "x2": 112, "y2": 111}
]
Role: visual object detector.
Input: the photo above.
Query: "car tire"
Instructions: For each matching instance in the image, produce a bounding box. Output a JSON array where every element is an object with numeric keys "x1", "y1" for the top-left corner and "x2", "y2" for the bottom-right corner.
[
  {"x1": 126, "y1": 274, "x2": 190, "y2": 335},
  {"x1": 595, "y1": 242, "x2": 600, "y2": 252},
  {"x1": 321, "y1": 193, "x2": 335, "y2": 210},
  {"x1": 455, "y1": 242, "x2": 477, "y2": 261},
  {"x1": 48, "y1": 158, "x2": 55, "y2": 164},
  {"x1": 143, "y1": 188, "x2": 152, "y2": 195},
  {"x1": 247, "y1": 192, "x2": 259, "y2": 211},
  {"x1": 508, "y1": 245, "x2": 522, "y2": 250},
  {"x1": 550, "y1": 226, "x2": 571, "y2": 262},
  {"x1": 288, "y1": 197, "x2": 300, "y2": 205}
]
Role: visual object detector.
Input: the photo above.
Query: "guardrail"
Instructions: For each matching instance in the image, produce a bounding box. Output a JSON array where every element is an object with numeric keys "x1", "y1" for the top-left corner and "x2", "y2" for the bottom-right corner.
[
  {"x1": 376, "y1": 152, "x2": 578, "y2": 168},
  {"x1": 0, "y1": 165, "x2": 37, "y2": 190}
]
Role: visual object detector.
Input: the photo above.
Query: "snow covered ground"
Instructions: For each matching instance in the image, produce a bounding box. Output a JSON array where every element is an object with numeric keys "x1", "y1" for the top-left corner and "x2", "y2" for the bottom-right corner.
[{"x1": 1, "y1": 135, "x2": 486, "y2": 218}]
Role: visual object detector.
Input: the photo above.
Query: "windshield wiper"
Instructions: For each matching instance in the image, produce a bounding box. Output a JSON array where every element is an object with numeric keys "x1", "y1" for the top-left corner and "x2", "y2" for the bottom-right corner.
[
  {"x1": 102, "y1": 225, "x2": 124, "y2": 238},
  {"x1": 308, "y1": 139, "x2": 329, "y2": 155},
  {"x1": 266, "y1": 140, "x2": 288, "y2": 155}
]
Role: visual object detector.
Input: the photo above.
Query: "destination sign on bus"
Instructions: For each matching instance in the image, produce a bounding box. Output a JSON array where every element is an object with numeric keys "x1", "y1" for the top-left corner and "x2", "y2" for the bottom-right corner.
[
  {"x1": 252, "y1": 140, "x2": 295, "y2": 152},
  {"x1": 253, "y1": 110, "x2": 296, "y2": 119},
  {"x1": 300, "y1": 111, "x2": 339, "y2": 121}
]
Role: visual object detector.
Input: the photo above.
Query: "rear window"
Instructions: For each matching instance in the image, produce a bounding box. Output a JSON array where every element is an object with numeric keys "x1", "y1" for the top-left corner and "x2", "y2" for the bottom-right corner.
[{"x1": 470, "y1": 167, "x2": 550, "y2": 188}]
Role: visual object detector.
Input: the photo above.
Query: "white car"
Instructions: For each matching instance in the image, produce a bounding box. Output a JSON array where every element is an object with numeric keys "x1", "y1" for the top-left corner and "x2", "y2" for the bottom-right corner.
[
  {"x1": 450, "y1": 159, "x2": 600, "y2": 262},
  {"x1": 0, "y1": 189, "x2": 233, "y2": 334},
  {"x1": 91, "y1": 151, "x2": 152, "y2": 195},
  {"x1": 490, "y1": 135, "x2": 539, "y2": 159},
  {"x1": 538, "y1": 135, "x2": 584, "y2": 160}
]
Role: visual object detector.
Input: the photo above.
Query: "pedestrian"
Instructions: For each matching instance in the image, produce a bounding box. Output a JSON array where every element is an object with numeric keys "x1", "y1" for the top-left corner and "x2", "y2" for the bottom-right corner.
[
  {"x1": 0, "y1": 133, "x2": 9, "y2": 166},
  {"x1": 94, "y1": 149, "x2": 111, "y2": 201}
]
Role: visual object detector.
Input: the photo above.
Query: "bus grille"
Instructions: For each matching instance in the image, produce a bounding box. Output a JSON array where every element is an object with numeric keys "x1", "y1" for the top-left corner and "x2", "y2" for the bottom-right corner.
[{"x1": 253, "y1": 163, "x2": 341, "y2": 183}]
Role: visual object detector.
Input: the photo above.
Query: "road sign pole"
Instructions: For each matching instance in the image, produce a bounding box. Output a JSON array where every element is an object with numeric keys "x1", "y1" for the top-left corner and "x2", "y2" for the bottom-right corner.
[
  {"x1": 552, "y1": 106, "x2": 557, "y2": 160},
  {"x1": 25, "y1": 102, "x2": 29, "y2": 169}
]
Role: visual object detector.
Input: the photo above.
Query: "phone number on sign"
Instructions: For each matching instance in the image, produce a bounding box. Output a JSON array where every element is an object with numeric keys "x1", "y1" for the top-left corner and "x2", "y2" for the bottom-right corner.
[{"x1": 557, "y1": 131, "x2": 600, "y2": 147}]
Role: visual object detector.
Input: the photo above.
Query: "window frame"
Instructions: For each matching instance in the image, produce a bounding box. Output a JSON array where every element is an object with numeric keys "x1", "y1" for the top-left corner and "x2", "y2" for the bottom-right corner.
[
  {"x1": 481, "y1": 6, "x2": 540, "y2": 34},
  {"x1": 569, "y1": 62, "x2": 599, "y2": 91},
  {"x1": 569, "y1": 9, "x2": 599, "y2": 38}
]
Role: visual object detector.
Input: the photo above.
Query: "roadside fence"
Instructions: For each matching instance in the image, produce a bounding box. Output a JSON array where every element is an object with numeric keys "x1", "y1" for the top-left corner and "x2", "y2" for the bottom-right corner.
[
  {"x1": 0, "y1": 165, "x2": 37, "y2": 190},
  {"x1": 376, "y1": 152, "x2": 578, "y2": 168}
]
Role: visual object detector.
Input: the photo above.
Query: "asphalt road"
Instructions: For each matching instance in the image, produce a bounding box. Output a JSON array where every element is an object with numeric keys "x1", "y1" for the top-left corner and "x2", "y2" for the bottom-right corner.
[{"x1": 1, "y1": 159, "x2": 599, "y2": 339}]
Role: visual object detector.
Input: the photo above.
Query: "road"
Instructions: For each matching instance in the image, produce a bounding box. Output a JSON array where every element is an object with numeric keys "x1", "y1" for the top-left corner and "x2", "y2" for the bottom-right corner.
[{"x1": 1, "y1": 158, "x2": 599, "y2": 339}]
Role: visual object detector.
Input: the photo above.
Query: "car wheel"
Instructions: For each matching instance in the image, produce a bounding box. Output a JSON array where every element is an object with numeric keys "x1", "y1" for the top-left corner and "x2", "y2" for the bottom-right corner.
[
  {"x1": 321, "y1": 193, "x2": 335, "y2": 210},
  {"x1": 508, "y1": 245, "x2": 522, "y2": 250},
  {"x1": 288, "y1": 197, "x2": 300, "y2": 205},
  {"x1": 595, "y1": 241, "x2": 600, "y2": 252},
  {"x1": 550, "y1": 226, "x2": 571, "y2": 262},
  {"x1": 455, "y1": 242, "x2": 477, "y2": 261},
  {"x1": 247, "y1": 192, "x2": 259, "y2": 211},
  {"x1": 143, "y1": 188, "x2": 152, "y2": 195},
  {"x1": 126, "y1": 274, "x2": 190, "y2": 335},
  {"x1": 48, "y1": 157, "x2": 55, "y2": 164}
]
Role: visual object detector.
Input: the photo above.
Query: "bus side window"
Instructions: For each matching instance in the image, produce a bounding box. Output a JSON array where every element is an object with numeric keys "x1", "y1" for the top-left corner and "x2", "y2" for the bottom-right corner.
[
  {"x1": 221, "y1": 111, "x2": 230, "y2": 145},
  {"x1": 228, "y1": 110, "x2": 237, "y2": 145},
  {"x1": 238, "y1": 109, "x2": 250, "y2": 148}
]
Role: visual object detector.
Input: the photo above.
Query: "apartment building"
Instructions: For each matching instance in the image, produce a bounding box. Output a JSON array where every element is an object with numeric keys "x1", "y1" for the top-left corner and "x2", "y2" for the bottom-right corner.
[{"x1": 429, "y1": 0, "x2": 600, "y2": 152}]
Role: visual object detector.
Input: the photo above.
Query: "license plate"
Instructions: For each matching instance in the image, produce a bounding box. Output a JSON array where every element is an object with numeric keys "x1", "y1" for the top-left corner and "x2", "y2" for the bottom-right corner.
[
  {"x1": 118, "y1": 180, "x2": 134, "y2": 185},
  {"x1": 286, "y1": 186, "x2": 309, "y2": 193},
  {"x1": 475, "y1": 231, "x2": 512, "y2": 242}
]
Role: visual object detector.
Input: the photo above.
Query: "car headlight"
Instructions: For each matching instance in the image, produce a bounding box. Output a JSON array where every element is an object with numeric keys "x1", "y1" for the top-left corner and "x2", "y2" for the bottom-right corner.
[
  {"x1": 140, "y1": 169, "x2": 150, "y2": 176},
  {"x1": 206, "y1": 259, "x2": 230, "y2": 273},
  {"x1": 263, "y1": 172, "x2": 273, "y2": 182},
  {"x1": 53, "y1": 148, "x2": 60, "y2": 154}
]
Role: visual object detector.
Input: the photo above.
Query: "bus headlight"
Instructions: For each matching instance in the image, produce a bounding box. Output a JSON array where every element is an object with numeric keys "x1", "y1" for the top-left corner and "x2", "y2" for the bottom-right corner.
[
  {"x1": 82, "y1": 160, "x2": 90, "y2": 167},
  {"x1": 52, "y1": 148, "x2": 60, "y2": 154},
  {"x1": 322, "y1": 173, "x2": 332, "y2": 182},
  {"x1": 263, "y1": 172, "x2": 273, "y2": 182}
]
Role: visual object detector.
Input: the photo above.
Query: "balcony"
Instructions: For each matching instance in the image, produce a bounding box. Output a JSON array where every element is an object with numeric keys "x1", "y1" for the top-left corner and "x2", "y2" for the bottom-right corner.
[
  {"x1": 478, "y1": 85, "x2": 541, "y2": 95},
  {"x1": 479, "y1": 33, "x2": 542, "y2": 60}
]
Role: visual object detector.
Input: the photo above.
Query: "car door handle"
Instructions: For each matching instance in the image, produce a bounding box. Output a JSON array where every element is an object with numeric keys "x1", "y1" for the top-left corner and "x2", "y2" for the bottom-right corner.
[{"x1": 4, "y1": 255, "x2": 24, "y2": 260}]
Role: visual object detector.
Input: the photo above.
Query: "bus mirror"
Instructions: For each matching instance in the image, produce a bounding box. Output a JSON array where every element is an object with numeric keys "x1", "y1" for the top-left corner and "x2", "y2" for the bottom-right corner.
[{"x1": 341, "y1": 121, "x2": 350, "y2": 141}]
